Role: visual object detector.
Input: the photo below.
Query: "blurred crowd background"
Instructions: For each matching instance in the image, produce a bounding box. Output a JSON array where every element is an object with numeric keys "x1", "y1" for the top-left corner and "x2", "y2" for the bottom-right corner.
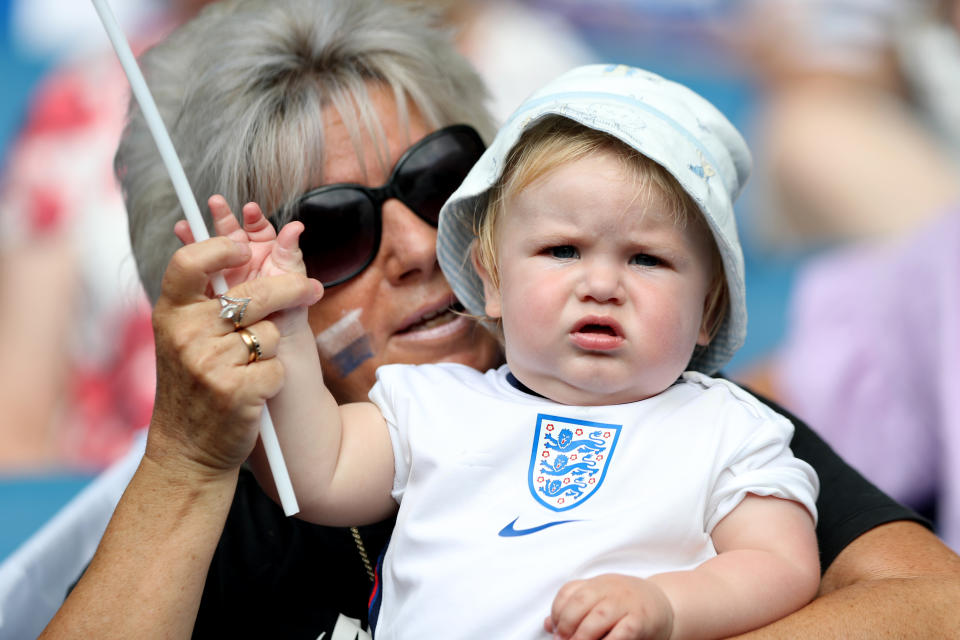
[{"x1": 1, "y1": 0, "x2": 958, "y2": 559}]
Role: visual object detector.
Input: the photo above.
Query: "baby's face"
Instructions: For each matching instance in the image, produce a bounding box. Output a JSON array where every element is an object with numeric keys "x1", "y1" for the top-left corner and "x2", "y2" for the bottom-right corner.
[{"x1": 478, "y1": 150, "x2": 717, "y2": 406}]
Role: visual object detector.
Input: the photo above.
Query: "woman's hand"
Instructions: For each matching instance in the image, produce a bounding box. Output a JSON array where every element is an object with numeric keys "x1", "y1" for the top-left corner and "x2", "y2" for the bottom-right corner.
[{"x1": 147, "y1": 229, "x2": 322, "y2": 477}]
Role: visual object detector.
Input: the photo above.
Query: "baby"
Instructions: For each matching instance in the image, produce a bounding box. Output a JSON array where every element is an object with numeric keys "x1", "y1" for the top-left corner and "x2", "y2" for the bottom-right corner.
[{"x1": 222, "y1": 64, "x2": 820, "y2": 639}]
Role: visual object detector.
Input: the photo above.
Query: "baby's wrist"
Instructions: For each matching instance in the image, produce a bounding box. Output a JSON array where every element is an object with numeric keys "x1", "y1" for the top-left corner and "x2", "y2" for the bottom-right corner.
[{"x1": 643, "y1": 576, "x2": 678, "y2": 640}]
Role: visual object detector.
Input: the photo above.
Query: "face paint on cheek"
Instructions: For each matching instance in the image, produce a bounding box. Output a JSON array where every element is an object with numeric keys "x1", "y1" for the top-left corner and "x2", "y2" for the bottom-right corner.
[{"x1": 315, "y1": 308, "x2": 374, "y2": 377}]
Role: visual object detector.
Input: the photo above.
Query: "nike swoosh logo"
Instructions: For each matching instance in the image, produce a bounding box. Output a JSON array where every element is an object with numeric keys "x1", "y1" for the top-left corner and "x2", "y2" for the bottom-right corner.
[{"x1": 498, "y1": 517, "x2": 579, "y2": 537}]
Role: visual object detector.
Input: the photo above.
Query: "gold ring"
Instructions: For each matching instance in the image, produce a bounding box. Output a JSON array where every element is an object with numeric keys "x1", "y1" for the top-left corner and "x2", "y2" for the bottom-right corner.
[{"x1": 237, "y1": 327, "x2": 262, "y2": 364}]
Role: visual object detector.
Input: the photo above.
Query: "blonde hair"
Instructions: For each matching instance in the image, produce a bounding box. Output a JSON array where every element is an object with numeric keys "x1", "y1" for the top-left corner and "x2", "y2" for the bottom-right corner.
[{"x1": 474, "y1": 116, "x2": 729, "y2": 343}]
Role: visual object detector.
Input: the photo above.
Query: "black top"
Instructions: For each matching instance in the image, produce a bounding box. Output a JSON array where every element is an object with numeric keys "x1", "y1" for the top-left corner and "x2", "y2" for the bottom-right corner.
[{"x1": 192, "y1": 387, "x2": 928, "y2": 639}]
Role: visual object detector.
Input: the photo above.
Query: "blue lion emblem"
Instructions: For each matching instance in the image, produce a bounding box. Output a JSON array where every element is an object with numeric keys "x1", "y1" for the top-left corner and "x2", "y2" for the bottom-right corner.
[
  {"x1": 539, "y1": 453, "x2": 600, "y2": 478},
  {"x1": 528, "y1": 414, "x2": 621, "y2": 511},
  {"x1": 543, "y1": 429, "x2": 607, "y2": 453},
  {"x1": 540, "y1": 479, "x2": 584, "y2": 500}
]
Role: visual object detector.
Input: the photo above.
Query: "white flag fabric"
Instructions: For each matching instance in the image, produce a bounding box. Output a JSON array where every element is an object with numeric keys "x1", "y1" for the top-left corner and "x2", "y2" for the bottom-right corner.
[{"x1": 0, "y1": 430, "x2": 145, "y2": 638}]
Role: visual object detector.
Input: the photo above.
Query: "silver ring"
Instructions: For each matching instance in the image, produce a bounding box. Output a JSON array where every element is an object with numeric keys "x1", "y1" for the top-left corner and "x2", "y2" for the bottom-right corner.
[
  {"x1": 218, "y1": 294, "x2": 252, "y2": 328},
  {"x1": 237, "y1": 327, "x2": 262, "y2": 364}
]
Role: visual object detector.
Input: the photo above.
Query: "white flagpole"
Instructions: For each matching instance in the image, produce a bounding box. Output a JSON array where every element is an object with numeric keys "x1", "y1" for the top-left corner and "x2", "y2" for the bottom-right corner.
[{"x1": 90, "y1": 0, "x2": 299, "y2": 516}]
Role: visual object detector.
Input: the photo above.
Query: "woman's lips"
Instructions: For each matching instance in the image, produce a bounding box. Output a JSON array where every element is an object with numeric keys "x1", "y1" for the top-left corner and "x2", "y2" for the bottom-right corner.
[
  {"x1": 398, "y1": 312, "x2": 472, "y2": 342},
  {"x1": 394, "y1": 298, "x2": 468, "y2": 339}
]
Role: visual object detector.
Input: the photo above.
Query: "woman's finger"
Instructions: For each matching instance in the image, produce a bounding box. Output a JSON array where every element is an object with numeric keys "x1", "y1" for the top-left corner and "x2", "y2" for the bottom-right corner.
[
  {"x1": 215, "y1": 271, "x2": 322, "y2": 330},
  {"x1": 159, "y1": 236, "x2": 252, "y2": 305},
  {"x1": 226, "y1": 320, "x2": 281, "y2": 365}
]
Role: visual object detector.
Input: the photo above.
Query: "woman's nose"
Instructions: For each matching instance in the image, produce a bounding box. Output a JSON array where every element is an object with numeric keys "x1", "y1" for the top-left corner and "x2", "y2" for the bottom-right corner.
[{"x1": 379, "y1": 198, "x2": 439, "y2": 284}]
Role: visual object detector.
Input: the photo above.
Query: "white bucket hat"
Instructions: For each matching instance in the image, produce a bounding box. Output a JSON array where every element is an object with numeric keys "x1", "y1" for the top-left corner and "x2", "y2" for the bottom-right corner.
[{"x1": 437, "y1": 64, "x2": 752, "y2": 374}]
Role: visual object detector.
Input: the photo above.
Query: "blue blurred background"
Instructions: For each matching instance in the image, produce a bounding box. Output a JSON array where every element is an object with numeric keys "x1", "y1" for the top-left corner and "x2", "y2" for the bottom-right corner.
[{"x1": 0, "y1": 0, "x2": 51, "y2": 154}]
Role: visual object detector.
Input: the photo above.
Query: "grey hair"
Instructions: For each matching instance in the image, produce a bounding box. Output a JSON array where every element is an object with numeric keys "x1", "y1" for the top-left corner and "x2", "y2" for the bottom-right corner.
[{"x1": 117, "y1": 0, "x2": 494, "y2": 303}]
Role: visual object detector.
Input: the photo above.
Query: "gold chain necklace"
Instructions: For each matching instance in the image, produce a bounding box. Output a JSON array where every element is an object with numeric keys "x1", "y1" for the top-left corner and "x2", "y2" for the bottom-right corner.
[{"x1": 350, "y1": 526, "x2": 375, "y2": 583}]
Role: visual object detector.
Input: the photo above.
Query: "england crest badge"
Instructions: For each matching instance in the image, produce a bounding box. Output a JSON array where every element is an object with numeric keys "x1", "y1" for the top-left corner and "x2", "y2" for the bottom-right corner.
[{"x1": 528, "y1": 413, "x2": 621, "y2": 512}]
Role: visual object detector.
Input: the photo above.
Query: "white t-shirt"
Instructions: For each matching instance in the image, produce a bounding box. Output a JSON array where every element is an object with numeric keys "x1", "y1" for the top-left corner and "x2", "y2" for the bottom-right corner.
[{"x1": 368, "y1": 363, "x2": 818, "y2": 639}]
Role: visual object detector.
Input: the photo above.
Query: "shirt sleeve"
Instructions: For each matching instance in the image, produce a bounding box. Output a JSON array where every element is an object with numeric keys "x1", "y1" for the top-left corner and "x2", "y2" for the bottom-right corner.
[
  {"x1": 368, "y1": 365, "x2": 413, "y2": 504},
  {"x1": 705, "y1": 408, "x2": 820, "y2": 534}
]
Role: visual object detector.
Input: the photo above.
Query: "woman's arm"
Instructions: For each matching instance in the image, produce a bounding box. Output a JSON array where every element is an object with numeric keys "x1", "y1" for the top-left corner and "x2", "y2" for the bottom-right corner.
[
  {"x1": 40, "y1": 234, "x2": 323, "y2": 638},
  {"x1": 731, "y1": 384, "x2": 960, "y2": 637},
  {"x1": 38, "y1": 447, "x2": 239, "y2": 638},
  {"x1": 732, "y1": 520, "x2": 960, "y2": 638}
]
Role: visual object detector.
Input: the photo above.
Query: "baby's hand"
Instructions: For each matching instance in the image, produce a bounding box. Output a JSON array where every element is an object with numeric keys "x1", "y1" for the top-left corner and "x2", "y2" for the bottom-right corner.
[
  {"x1": 174, "y1": 195, "x2": 308, "y2": 286},
  {"x1": 545, "y1": 573, "x2": 674, "y2": 640},
  {"x1": 176, "y1": 195, "x2": 317, "y2": 338}
]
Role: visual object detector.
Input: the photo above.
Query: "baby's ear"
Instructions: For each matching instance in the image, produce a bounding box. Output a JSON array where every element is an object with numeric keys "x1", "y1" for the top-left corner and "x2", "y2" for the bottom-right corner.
[
  {"x1": 470, "y1": 242, "x2": 502, "y2": 319},
  {"x1": 696, "y1": 315, "x2": 712, "y2": 347},
  {"x1": 697, "y1": 272, "x2": 728, "y2": 347}
]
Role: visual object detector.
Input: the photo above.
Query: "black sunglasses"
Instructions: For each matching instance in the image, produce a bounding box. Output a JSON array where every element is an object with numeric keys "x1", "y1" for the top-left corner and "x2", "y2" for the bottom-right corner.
[{"x1": 291, "y1": 124, "x2": 486, "y2": 287}]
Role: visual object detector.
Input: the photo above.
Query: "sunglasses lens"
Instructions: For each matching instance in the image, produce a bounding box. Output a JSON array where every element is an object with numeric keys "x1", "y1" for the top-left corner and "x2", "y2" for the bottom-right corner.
[
  {"x1": 395, "y1": 128, "x2": 485, "y2": 224},
  {"x1": 292, "y1": 126, "x2": 485, "y2": 287},
  {"x1": 298, "y1": 189, "x2": 378, "y2": 286}
]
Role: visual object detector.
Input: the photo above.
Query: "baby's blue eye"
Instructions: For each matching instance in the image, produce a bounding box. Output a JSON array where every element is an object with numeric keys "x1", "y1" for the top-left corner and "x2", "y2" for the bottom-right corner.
[
  {"x1": 549, "y1": 246, "x2": 579, "y2": 259},
  {"x1": 630, "y1": 253, "x2": 661, "y2": 267}
]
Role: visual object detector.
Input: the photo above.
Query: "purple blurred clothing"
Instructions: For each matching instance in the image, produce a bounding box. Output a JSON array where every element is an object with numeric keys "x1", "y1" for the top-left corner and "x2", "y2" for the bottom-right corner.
[{"x1": 776, "y1": 207, "x2": 960, "y2": 551}]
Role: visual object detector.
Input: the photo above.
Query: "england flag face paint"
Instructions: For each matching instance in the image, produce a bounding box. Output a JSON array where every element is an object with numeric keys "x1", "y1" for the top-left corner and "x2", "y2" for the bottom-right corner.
[{"x1": 315, "y1": 309, "x2": 373, "y2": 378}]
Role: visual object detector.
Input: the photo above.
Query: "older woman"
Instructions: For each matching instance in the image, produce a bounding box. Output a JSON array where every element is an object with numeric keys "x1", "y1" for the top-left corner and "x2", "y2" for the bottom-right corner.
[{"x1": 42, "y1": 0, "x2": 960, "y2": 638}]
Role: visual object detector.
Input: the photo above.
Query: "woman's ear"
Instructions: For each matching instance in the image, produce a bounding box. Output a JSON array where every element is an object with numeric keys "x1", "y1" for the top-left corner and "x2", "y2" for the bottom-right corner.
[{"x1": 471, "y1": 242, "x2": 502, "y2": 319}]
